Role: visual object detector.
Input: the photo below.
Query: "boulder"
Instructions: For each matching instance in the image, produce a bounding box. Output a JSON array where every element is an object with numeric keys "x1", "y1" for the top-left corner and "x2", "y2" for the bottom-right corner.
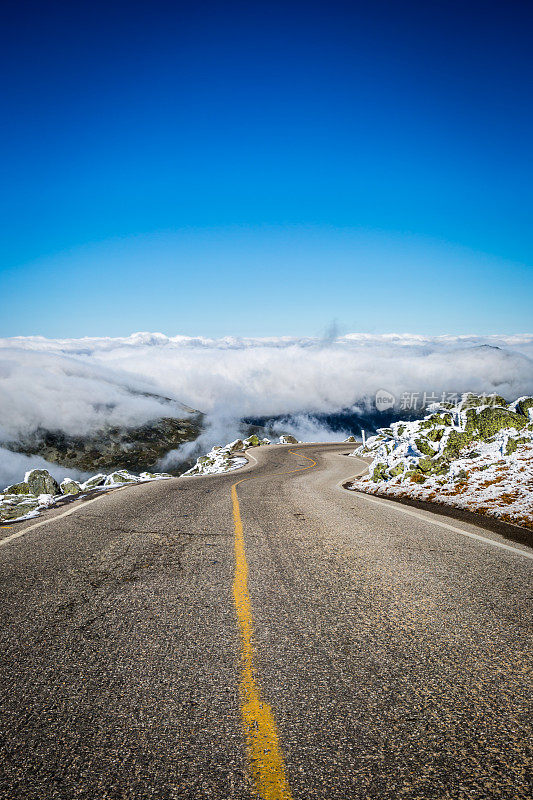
[
  {"x1": 372, "y1": 462, "x2": 388, "y2": 482},
  {"x1": 81, "y1": 474, "x2": 107, "y2": 490},
  {"x1": 419, "y1": 413, "x2": 452, "y2": 429},
  {"x1": 60, "y1": 479, "x2": 82, "y2": 495},
  {"x1": 389, "y1": 463, "x2": 404, "y2": 477},
  {"x1": 104, "y1": 471, "x2": 138, "y2": 486},
  {"x1": 226, "y1": 439, "x2": 244, "y2": 453},
  {"x1": 442, "y1": 430, "x2": 472, "y2": 460},
  {"x1": 415, "y1": 437, "x2": 437, "y2": 457},
  {"x1": 278, "y1": 435, "x2": 298, "y2": 444},
  {"x1": 4, "y1": 481, "x2": 31, "y2": 495},
  {"x1": 505, "y1": 438, "x2": 518, "y2": 455},
  {"x1": 25, "y1": 469, "x2": 60, "y2": 496},
  {"x1": 343, "y1": 436, "x2": 357, "y2": 443}
]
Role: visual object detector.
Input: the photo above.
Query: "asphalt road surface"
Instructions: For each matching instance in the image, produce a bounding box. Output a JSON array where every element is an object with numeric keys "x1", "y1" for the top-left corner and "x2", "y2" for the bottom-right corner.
[{"x1": 0, "y1": 444, "x2": 531, "y2": 800}]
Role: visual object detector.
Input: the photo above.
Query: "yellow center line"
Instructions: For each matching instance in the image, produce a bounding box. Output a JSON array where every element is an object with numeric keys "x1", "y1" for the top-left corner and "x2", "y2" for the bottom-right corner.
[{"x1": 231, "y1": 449, "x2": 317, "y2": 799}]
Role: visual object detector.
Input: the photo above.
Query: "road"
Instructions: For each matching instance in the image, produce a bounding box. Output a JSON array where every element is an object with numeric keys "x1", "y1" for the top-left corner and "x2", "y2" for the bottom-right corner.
[{"x1": 0, "y1": 443, "x2": 531, "y2": 800}]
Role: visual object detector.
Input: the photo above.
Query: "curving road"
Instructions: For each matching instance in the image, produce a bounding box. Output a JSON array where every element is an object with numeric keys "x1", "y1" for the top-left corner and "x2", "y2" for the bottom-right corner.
[{"x1": 0, "y1": 444, "x2": 531, "y2": 800}]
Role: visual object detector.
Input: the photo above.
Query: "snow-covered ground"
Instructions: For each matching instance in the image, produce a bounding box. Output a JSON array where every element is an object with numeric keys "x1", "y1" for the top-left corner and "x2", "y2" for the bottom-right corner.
[
  {"x1": 183, "y1": 434, "x2": 299, "y2": 475},
  {"x1": 347, "y1": 394, "x2": 533, "y2": 530}
]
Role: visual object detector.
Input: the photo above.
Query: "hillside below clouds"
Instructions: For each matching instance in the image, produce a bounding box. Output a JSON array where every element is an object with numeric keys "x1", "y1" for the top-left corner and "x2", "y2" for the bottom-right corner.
[{"x1": 0, "y1": 348, "x2": 203, "y2": 477}]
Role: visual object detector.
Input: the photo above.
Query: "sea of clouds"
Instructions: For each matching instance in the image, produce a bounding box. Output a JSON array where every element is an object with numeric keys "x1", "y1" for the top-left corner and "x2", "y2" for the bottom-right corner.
[{"x1": 1, "y1": 331, "x2": 532, "y2": 486}]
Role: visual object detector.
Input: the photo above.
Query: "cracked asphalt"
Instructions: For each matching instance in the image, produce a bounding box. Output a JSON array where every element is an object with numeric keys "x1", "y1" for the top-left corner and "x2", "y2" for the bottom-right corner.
[{"x1": 0, "y1": 444, "x2": 531, "y2": 799}]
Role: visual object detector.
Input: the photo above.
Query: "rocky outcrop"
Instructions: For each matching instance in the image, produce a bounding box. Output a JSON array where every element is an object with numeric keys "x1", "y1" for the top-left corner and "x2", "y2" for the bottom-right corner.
[{"x1": 349, "y1": 393, "x2": 533, "y2": 528}]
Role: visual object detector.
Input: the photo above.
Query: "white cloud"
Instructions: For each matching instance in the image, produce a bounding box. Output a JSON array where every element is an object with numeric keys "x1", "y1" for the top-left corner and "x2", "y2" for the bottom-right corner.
[
  {"x1": 0, "y1": 332, "x2": 532, "y2": 446},
  {"x1": 0, "y1": 447, "x2": 88, "y2": 492}
]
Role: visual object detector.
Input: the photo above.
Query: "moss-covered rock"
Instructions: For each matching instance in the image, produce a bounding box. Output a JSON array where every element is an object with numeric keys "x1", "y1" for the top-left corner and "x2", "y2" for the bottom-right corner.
[
  {"x1": 82, "y1": 474, "x2": 107, "y2": 490},
  {"x1": 415, "y1": 437, "x2": 437, "y2": 457},
  {"x1": 418, "y1": 457, "x2": 435, "y2": 474},
  {"x1": 389, "y1": 463, "x2": 405, "y2": 477},
  {"x1": 516, "y1": 397, "x2": 533, "y2": 418},
  {"x1": 397, "y1": 425, "x2": 406, "y2": 437},
  {"x1": 419, "y1": 413, "x2": 452, "y2": 429},
  {"x1": 465, "y1": 407, "x2": 526, "y2": 440},
  {"x1": 0, "y1": 499, "x2": 40, "y2": 521},
  {"x1": 278, "y1": 434, "x2": 298, "y2": 445},
  {"x1": 227, "y1": 439, "x2": 244, "y2": 452},
  {"x1": 26, "y1": 469, "x2": 60, "y2": 496},
  {"x1": 3, "y1": 481, "x2": 31, "y2": 495},
  {"x1": 104, "y1": 471, "x2": 137, "y2": 485},
  {"x1": 442, "y1": 430, "x2": 473, "y2": 460},
  {"x1": 505, "y1": 438, "x2": 518, "y2": 455},
  {"x1": 372, "y1": 462, "x2": 388, "y2": 482},
  {"x1": 60, "y1": 479, "x2": 82, "y2": 495},
  {"x1": 426, "y1": 428, "x2": 444, "y2": 443},
  {"x1": 244, "y1": 434, "x2": 261, "y2": 447},
  {"x1": 432, "y1": 457, "x2": 452, "y2": 475}
]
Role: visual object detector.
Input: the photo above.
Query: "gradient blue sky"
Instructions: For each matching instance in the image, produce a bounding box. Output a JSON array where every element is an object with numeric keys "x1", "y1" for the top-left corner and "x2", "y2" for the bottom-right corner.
[{"x1": 1, "y1": 0, "x2": 531, "y2": 337}]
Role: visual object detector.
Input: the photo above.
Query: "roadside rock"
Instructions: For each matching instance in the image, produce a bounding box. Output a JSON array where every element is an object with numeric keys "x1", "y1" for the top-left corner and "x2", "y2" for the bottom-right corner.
[
  {"x1": 4, "y1": 481, "x2": 31, "y2": 495},
  {"x1": 104, "y1": 471, "x2": 137, "y2": 486},
  {"x1": 81, "y1": 474, "x2": 107, "y2": 490},
  {"x1": 26, "y1": 469, "x2": 60, "y2": 496},
  {"x1": 279, "y1": 434, "x2": 298, "y2": 444},
  {"x1": 60, "y1": 479, "x2": 82, "y2": 495}
]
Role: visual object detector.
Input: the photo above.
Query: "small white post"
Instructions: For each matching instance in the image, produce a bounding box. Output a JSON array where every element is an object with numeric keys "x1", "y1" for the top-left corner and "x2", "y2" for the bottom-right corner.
[{"x1": 361, "y1": 429, "x2": 366, "y2": 447}]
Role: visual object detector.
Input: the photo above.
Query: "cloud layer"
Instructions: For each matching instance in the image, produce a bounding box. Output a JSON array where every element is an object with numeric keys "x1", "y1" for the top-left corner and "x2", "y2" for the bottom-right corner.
[{"x1": 1, "y1": 333, "x2": 532, "y2": 446}]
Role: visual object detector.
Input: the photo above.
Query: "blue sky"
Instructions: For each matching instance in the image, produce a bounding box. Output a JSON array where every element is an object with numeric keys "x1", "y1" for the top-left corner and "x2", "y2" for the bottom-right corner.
[{"x1": 1, "y1": 0, "x2": 531, "y2": 337}]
